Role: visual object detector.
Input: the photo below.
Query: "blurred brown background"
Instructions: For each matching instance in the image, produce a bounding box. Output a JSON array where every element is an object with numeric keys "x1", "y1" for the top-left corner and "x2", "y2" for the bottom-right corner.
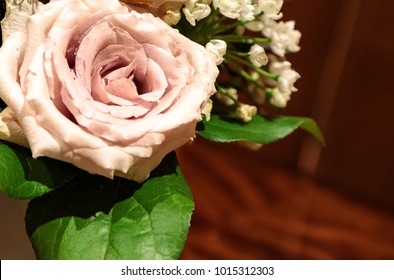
[{"x1": 1, "y1": 0, "x2": 394, "y2": 259}]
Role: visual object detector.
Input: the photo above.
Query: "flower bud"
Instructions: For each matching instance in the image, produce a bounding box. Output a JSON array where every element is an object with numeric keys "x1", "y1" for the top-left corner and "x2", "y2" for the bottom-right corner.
[{"x1": 205, "y1": 39, "x2": 227, "y2": 65}]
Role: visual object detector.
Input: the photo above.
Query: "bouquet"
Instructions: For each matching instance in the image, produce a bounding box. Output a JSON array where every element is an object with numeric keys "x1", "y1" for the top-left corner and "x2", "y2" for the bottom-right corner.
[{"x1": 0, "y1": 0, "x2": 323, "y2": 259}]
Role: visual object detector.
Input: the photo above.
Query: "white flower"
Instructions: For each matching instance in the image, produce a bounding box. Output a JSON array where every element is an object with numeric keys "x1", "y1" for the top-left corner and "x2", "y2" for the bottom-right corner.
[
  {"x1": 213, "y1": 0, "x2": 255, "y2": 21},
  {"x1": 216, "y1": 87, "x2": 238, "y2": 105},
  {"x1": 253, "y1": 0, "x2": 283, "y2": 20},
  {"x1": 269, "y1": 61, "x2": 301, "y2": 93},
  {"x1": 259, "y1": 15, "x2": 277, "y2": 36},
  {"x1": 248, "y1": 44, "x2": 268, "y2": 67},
  {"x1": 236, "y1": 104, "x2": 257, "y2": 122},
  {"x1": 123, "y1": 0, "x2": 186, "y2": 25},
  {"x1": 278, "y1": 68, "x2": 301, "y2": 93},
  {"x1": 270, "y1": 88, "x2": 291, "y2": 108},
  {"x1": 235, "y1": 25, "x2": 246, "y2": 35},
  {"x1": 244, "y1": 20, "x2": 264, "y2": 32},
  {"x1": 162, "y1": 9, "x2": 182, "y2": 25},
  {"x1": 205, "y1": 39, "x2": 227, "y2": 65},
  {"x1": 240, "y1": 3, "x2": 256, "y2": 21},
  {"x1": 201, "y1": 98, "x2": 213, "y2": 121},
  {"x1": 245, "y1": 0, "x2": 283, "y2": 31},
  {"x1": 255, "y1": 18, "x2": 301, "y2": 56},
  {"x1": 269, "y1": 20, "x2": 301, "y2": 57},
  {"x1": 183, "y1": 0, "x2": 212, "y2": 26},
  {"x1": 268, "y1": 61, "x2": 301, "y2": 107}
]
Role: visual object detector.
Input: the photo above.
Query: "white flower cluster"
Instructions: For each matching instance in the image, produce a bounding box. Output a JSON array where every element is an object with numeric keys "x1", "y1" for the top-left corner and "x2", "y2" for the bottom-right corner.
[
  {"x1": 210, "y1": 0, "x2": 300, "y2": 57},
  {"x1": 179, "y1": 0, "x2": 302, "y2": 119},
  {"x1": 245, "y1": 0, "x2": 283, "y2": 31},
  {"x1": 212, "y1": 0, "x2": 283, "y2": 27},
  {"x1": 236, "y1": 103, "x2": 257, "y2": 122},
  {"x1": 212, "y1": 0, "x2": 255, "y2": 21},
  {"x1": 261, "y1": 18, "x2": 301, "y2": 57},
  {"x1": 268, "y1": 61, "x2": 301, "y2": 108}
]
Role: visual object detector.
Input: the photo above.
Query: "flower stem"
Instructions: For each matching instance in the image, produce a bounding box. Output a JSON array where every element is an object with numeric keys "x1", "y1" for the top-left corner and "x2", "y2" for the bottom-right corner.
[
  {"x1": 225, "y1": 52, "x2": 277, "y2": 80},
  {"x1": 213, "y1": 35, "x2": 271, "y2": 44},
  {"x1": 216, "y1": 83, "x2": 241, "y2": 106}
]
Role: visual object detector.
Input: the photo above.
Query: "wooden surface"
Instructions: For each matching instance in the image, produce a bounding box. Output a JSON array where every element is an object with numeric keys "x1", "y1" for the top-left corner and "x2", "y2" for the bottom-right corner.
[
  {"x1": 178, "y1": 139, "x2": 394, "y2": 259},
  {"x1": 0, "y1": 194, "x2": 34, "y2": 259},
  {"x1": 313, "y1": 0, "x2": 394, "y2": 210}
]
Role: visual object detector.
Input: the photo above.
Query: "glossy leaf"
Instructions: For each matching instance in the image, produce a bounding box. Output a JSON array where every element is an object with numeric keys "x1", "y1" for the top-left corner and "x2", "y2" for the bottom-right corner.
[
  {"x1": 25, "y1": 153, "x2": 194, "y2": 260},
  {"x1": 0, "y1": 142, "x2": 50, "y2": 199},
  {"x1": 197, "y1": 114, "x2": 325, "y2": 145},
  {"x1": 0, "y1": 141, "x2": 79, "y2": 199}
]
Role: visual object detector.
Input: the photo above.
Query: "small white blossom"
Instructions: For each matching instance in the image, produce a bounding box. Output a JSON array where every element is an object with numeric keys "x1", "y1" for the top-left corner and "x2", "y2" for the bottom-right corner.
[
  {"x1": 201, "y1": 99, "x2": 213, "y2": 121},
  {"x1": 245, "y1": 0, "x2": 283, "y2": 31},
  {"x1": 205, "y1": 39, "x2": 227, "y2": 65},
  {"x1": 254, "y1": 18, "x2": 301, "y2": 56},
  {"x1": 278, "y1": 68, "x2": 301, "y2": 93},
  {"x1": 240, "y1": 3, "x2": 256, "y2": 21},
  {"x1": 213, "y1": 0, "x2": 255, "y2": 21},
  {"x1": 216, "y1": 87, "x2": 238, "y2": 105},
  {"x1": 236, "y1": 104, "x2": 257, "y2": 122},
  {"x1": 268, "y1": 61, "x2": 301, "y2": 107},
  {"x1": 244, "y1": 20, "x2": 264, "y2": 32},
  {"x1": 270, "y1": 88, "x2": 291, "y2": 108},
  {"x1": 235, "y1": 25, "x2": 246, "y2": 35},
  {"x1": 162, "y1": 9, "x2": 182, "y2": 25},
  {"x1": 183, "y1": 0, "x2": 212, "y2": 26},
  {"x1": 156, "y1": 2, "x2": 184, "y2": 25},
  {"x1": 269, "y1": 61, "x2": 301, "y2": 93},
  {"x1": 259, "y1": 15, "x2": 277, "y2": 36},
  {"x1": 253, "y1": 0, "x2": 283, "y2": 20},
  {"x1": 269, "y1": 20, "x2": 301, "y2": 57},
  {"x1": 248, "y1": 44, "x2": 268, "y2": 67}
]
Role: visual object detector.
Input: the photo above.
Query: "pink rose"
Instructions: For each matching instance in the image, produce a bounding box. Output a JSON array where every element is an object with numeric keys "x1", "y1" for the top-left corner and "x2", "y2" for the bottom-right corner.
[{"x1": 0, "y1": 0, "x2": 218, "y2": 182}]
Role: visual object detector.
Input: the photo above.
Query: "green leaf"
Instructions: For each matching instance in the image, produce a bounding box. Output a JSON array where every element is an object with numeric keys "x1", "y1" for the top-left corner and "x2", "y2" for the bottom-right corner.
[
  {"x1": 197, "y1": 114, "x2": 325, "y2": 145},
  {"x1": 25, "y1": 153, "x2": 194, "y2": 260},
  {"x1": 0, "y1": 141, "x2": 80, "y2": 199},
  {"x1": 0, "y1": 142, "x2": 50, "y2": 199}
]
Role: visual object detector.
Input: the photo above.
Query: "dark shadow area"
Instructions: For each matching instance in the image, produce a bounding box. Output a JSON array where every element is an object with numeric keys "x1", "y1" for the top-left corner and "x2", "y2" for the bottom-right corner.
[{"x1": 25, "y1": 152, "x2": 179, "y2": 237}]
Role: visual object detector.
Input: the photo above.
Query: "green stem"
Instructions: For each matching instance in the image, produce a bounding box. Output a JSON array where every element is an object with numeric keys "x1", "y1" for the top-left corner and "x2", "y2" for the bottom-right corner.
[
  {"x1": 225, "y1": 60, "x2": 269, "y2": 92},
  {"x1": 239, "y1": 70, "x2": 267, "y2": 91},
  {"x1": 210, "y1": 10, "x2": 266, "y2": 36},
  {"x1": 227, "y1": 49, "x2": 251, "y2": 57},
  {"x1": 187, "y1": 7, "x2": 220, "y2": 44},
  {"x1": 215, "y1": 83, "x2": 241, "y2": 106},
  {"x1": 210, "y1": 20, "x2": 246, "y2": 35},
  {"x1": 204, "y1": 11, "x2": 228, "y2": 31},
  {"x1": 225, "y1": 53, "x2": 277, "y2": 80},
  {"x1": 213, "y1": 35, "x2": 271, "y2": 44}
]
